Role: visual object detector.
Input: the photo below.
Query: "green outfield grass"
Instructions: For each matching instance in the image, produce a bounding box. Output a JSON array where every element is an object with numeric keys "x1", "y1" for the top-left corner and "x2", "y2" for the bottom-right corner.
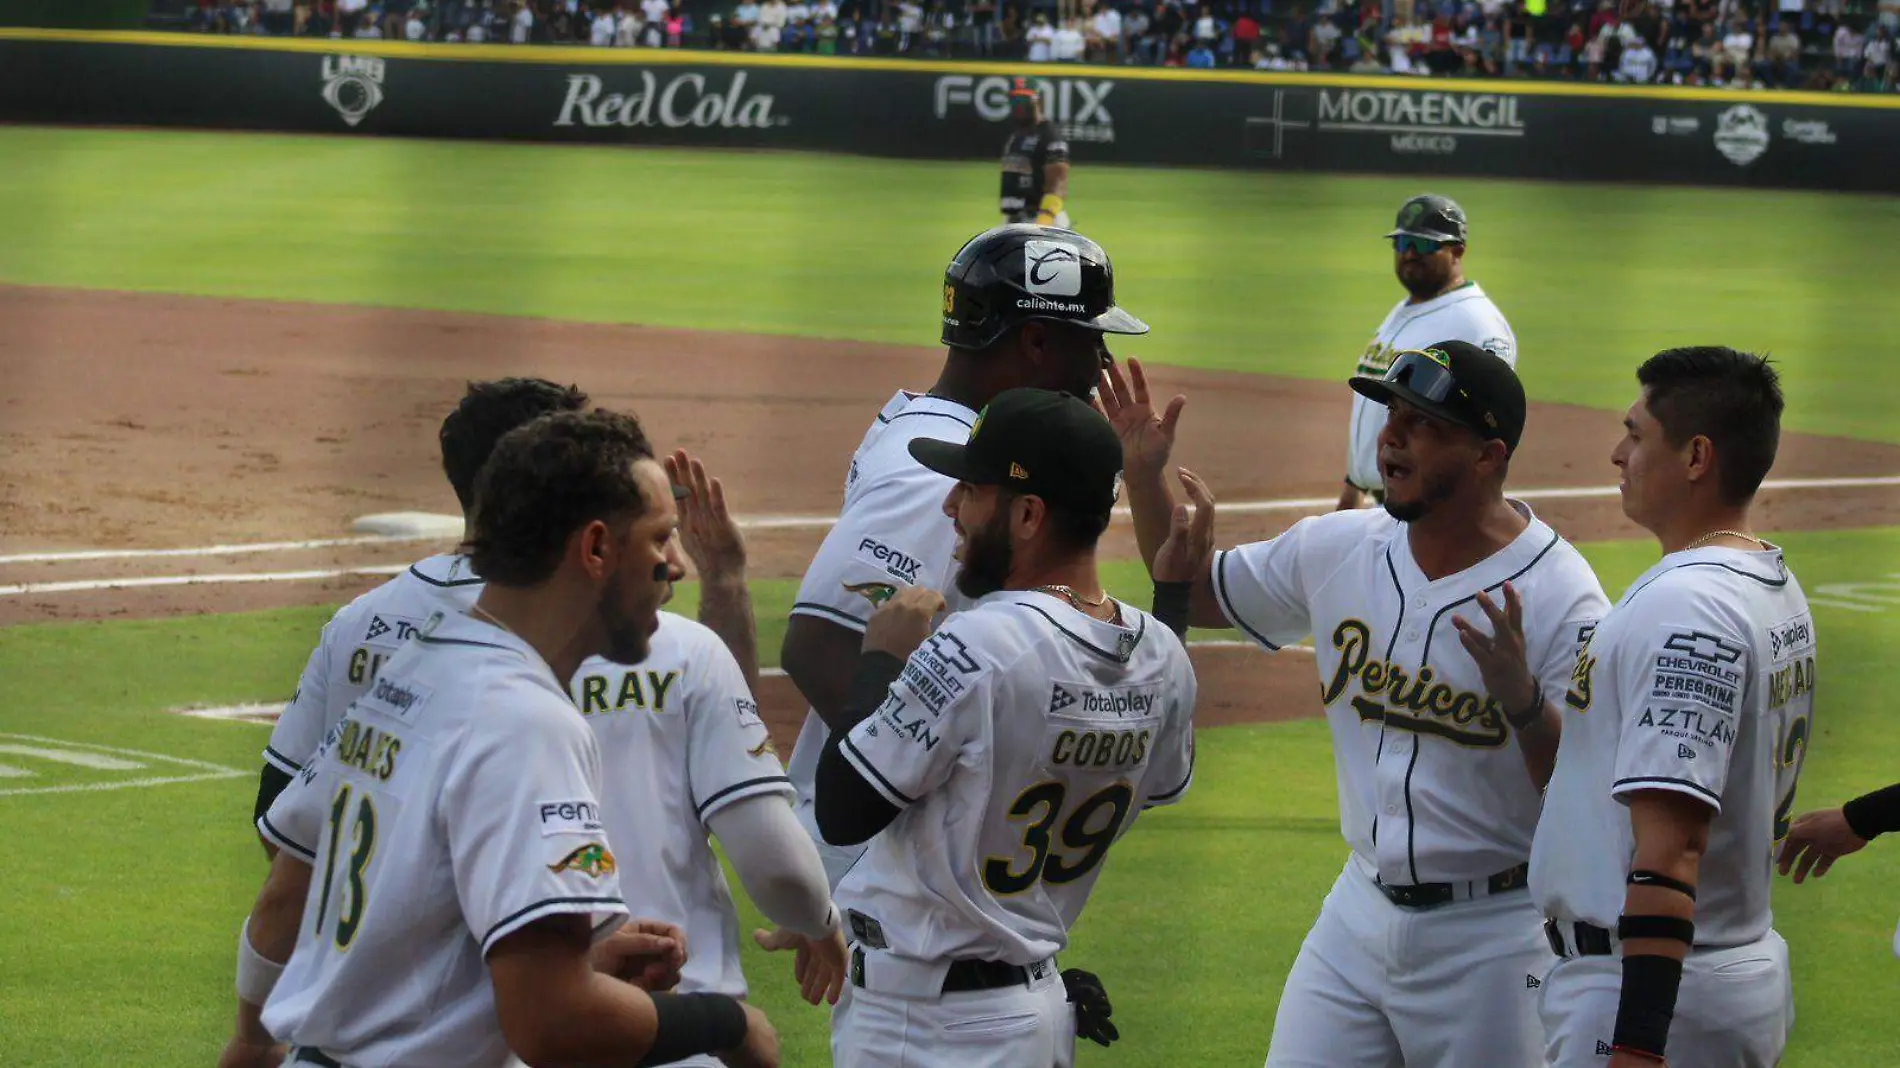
[
  {"x1": 2, "y1": 529, "x2": 1896, "y2": 1067},
  {"x1": 4, "y1": 126, "x2": 1900, "y2": 442}
]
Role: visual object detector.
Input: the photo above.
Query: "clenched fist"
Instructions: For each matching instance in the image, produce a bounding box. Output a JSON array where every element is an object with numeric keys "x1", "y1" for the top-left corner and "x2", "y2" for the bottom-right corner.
[{"x1": 862, "y1": 586, "x2": 946, "y2": 661}]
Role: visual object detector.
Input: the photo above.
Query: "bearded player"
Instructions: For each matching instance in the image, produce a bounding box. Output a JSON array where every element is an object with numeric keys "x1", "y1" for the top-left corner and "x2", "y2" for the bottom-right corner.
[{"x1": 999, "y1": 78, "x2": 1071, "y2": 229}]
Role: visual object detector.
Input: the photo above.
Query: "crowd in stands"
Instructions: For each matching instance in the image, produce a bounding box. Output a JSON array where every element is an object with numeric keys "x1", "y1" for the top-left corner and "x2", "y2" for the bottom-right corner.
[{"x1": 171, "y1": 0, "x2": 1900, "y2": 91}]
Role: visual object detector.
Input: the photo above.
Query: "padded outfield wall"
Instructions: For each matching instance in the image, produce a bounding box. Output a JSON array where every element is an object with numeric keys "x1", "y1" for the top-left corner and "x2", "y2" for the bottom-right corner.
[{"x1": 0, "y1": 29, "x2": 1895, "y2": 193}]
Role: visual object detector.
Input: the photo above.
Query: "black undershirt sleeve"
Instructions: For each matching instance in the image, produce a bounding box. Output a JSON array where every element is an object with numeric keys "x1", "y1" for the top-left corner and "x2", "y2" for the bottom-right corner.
[
  {"x1": 254, "y1": 763, "x2": 295, "y2": 830},
  {"x1": 814, "y1": 651, "x2": 908, "y2": 847},
  {"x1": 1842, "y1": 781, "x2": 1900, "y2": 840}
]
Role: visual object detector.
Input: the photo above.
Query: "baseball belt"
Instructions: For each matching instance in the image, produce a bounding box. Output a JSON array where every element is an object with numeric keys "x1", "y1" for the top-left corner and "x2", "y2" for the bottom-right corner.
[
  {"x1": 850, "y1": 945, "x2": 1056, "y2": 994},
  {"x1": 289, "y1": 1048, "x2": 345, "y2": 1068},
  {"x1": 1374, "y1": 860, "x2": 1530, "y2": 910},
  {"x1": 1544, "y1": 918, "x2": 1616, "y2": 958}
]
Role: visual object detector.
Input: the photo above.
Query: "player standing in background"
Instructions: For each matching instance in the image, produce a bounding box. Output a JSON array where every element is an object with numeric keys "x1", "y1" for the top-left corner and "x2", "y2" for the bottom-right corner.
[
  {"x1": 780, "y1": 223, "x2": 1148, "y2": 889},
  {"x1": 1102, "y1": 342, "x2": 1610, "y2": 1068},
  {"x1": 220, "y1": 410, "x2": 780, "y2": 1068},
  {"x1": 1531, "y1": 348, "x2": 1806, "y2": 1068},
  {"x1": 569, "y1": 451, "x2": 853, "y2": 1056},
  {"x1": 253, "y1": 378, "x2": 589, "y2": 845},
  {"x1": 1339, "y1": 194, "x2": 1517, "y2": 512},
  {"x1": 813, "y1": 389, "x2": 1197, "y2": 1068},
  {"x1": 999, "y1": 78, "x2": 1071, "y2": 229}
]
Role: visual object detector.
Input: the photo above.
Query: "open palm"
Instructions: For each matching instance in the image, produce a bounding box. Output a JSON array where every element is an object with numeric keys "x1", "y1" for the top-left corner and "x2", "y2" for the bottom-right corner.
[{"x1": 1096, "y1": 357, "x2": 1185, "y2": 480}]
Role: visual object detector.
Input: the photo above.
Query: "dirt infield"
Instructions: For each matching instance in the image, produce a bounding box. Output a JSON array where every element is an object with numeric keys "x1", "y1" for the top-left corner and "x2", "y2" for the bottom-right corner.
[{"x1": 6, "y1": 285, "x2": 1898, "y2": 738}]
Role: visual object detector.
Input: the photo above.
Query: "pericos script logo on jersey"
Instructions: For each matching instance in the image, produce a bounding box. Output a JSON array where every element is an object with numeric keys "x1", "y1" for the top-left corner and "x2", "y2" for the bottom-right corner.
[{"x1": 1324, "y1": 619, "x2": 1507, "y2": 747}]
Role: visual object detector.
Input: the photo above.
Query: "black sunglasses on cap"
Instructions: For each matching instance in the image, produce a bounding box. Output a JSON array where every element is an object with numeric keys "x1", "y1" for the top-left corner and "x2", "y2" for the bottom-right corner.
[{"x1": 1347, "y1": 340, "x2": 1527, "y2": 454}]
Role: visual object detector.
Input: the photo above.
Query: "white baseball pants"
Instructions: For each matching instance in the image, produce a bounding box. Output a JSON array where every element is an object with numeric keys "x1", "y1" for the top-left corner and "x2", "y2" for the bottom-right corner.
[
  {"x1": 1262, "y1": 858, "x2": 1548, "y2": 1068},
  {"x1": 1538, "y1": 929, "x2": 1792, "y2": 1068},
  {"x1": 831, "y1": 949, "x2": 1075, "y2": 1068}
]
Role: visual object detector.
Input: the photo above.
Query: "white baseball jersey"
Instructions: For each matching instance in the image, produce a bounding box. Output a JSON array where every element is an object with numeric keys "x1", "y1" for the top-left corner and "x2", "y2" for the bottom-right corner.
[
  {"x1": 786, "y1": 390, "x2": 978, "y2": 871},
  {"x1": 1533, "y1": 544, "x2": 1817, "y2": 947},
  {"x1": 265, "y1": 554, "x2": 483, "y2": 774},
  {"x1": 1214, "y1": 504, "x2": 1608, "y2": 885},
  {"x1": 569, "y1": 612, "x2": 792, "y2": 1002},
  {"x1": 257, "y1": 610, "x2": 628, "y2": 1068},
  {"x1": 834, "y1": 591, "x2": 1196, "y2": 967},
  {"x1": 1348, "y1": 283, "x2": 1516, "y2": 491}
]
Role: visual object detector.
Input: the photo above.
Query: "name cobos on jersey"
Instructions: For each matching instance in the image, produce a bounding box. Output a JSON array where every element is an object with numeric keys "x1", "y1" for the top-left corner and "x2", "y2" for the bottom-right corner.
[{"x1": 1047, "y1": 681, "x2": 1163, "y2": 771}]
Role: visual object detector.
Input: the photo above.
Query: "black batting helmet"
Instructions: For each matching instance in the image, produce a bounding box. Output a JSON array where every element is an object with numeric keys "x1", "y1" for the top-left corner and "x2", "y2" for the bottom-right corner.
[{"x1": 940, "y1": 224, "x2": 1149, "y2": 351}]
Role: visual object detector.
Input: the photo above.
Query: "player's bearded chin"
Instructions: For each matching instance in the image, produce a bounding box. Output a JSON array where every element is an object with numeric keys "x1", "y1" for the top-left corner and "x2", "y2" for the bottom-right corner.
[
  {"x1": 955, "y1": 508, "x2": 1015, "y2": 599},
  {"x1": 598, "y1": 565, "x2": 652, "y2": 665},
  {"x1": 1382, "y1": 465, "x2": 1458, "y2": 523}
]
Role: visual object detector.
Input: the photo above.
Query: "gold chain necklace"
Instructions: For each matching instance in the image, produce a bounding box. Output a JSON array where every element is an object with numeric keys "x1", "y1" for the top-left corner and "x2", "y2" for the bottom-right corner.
[
  {"x1": 1033, "y1": 584, "x2": 1109, "y2": 608},
  {"x1": 1685, "y1": 529, "x2": 1765, "y2": 551},
  {"x1": 470, "y1": 603, "x2": 517, "y2": 636}
]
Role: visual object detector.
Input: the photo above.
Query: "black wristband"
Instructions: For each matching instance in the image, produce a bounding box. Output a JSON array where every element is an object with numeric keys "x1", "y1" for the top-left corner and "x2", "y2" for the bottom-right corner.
[
  {"x1": 1628, "y1": 869, "x2": 1698, "y2": 901},
  {"x1": 1152, "y1": 580, "x2": 1192, "y2": 638},
  {"x1": 1842, "y1": 782, "x2": 1900, "y2": 840},
  {"x1": 1504, "y1": 687, "x2": 1544, "y2": 731},
  {"x1": 638, "y1": 992, "x2": 749, "y2": 1066},
  {"x1": 1612, "y1": 954, "x2": 1683, "y2": 1059}
]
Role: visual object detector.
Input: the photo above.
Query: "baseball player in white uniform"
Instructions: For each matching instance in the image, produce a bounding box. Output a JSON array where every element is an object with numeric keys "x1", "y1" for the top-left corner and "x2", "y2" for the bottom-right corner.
[
  {"x1": 221, "y1": 410, "x2": 780, "y2": 1068},
  {"x1": 572, "y1": 612, "x2": 852, "y2": 1054},
  {"x1": 1103, "y1": 344, "x2": 1611, "y2": 1067},
  {"x1": 253, "y1": 377, "x2": 589, "y2": 839},
  {"x1": 1341, "y1": 193, "x2": 1517, "y2": 511},
  {"x1": 810, "y1": 389, "x2": 1196, "y2": 1068},
  {"x1": 1532, "y1": 347, "x2": 1805, "y2": 1068},
  {"x1": 781, "y1": 223, "x2": 1149, "y2": 889}
]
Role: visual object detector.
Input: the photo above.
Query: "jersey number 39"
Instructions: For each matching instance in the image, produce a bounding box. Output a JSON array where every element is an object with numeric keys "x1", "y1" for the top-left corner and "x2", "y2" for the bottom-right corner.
[
  {"x1": 315, "y1": 782, "x2": 378, "y2": 950},
  {"x1": 983, "y1": 780, "x2": 1133, "y2": 896}
]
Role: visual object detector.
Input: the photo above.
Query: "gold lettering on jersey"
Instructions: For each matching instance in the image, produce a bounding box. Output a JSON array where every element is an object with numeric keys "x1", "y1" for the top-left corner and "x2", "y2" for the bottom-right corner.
[
  {"x1": 1566, "y1": 647, "x2": 1596, "y2": 712},
  {"x1": 1323, "y1": 618, "x2": 1506, "y2": 747},
  {"x1": 575, "y1": 670, "x2": 681, "y2": 716},
  {"x1": 1768, "y1": 656, "x2": 1815, "y2": 710},
  {"x1": 1050, "y1": 728, "x2": 1152, "y2": 769},
  {"x1": 1356, "y1": 340, "x2": 1399, "y2": 379},
  {"x1": 347, "y1": 647, "x2": 391, "y2": 686},
  {"x1": 331, "y1": 716, "x2": 402, "y2": 781}
]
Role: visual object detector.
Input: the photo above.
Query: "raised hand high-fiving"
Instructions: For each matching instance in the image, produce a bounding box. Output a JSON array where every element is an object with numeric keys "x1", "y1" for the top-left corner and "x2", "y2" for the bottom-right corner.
[{"x1": 1096, "y1": 357, "x2": 1185, "y2": 481}]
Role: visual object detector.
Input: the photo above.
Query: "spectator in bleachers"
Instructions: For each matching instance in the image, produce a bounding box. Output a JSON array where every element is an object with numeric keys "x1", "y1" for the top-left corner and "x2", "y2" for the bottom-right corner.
[
  {"x1": 894, "y1": 0, "x2": 922, "y2": 51},
  {"x1": 1187, "y1": 35, "x2": 1217, "y2": 64},
  {"x1": 1312, "y1": 12, "x2": 1342, "y2": 65},
  {"x1": 1835, "y1": 19, "x2": 1866, "y2": 77},
  {"x1": 1865, "y1": 24, "x2": 1895, "y2": 87},
  {"x1": 1713, "y1": 16, "x2": 1752, "y2": 81},
  {"x1": 617, "y1": 4, "x2": 641, "y2": 43},
  {"x1": 508, "y1": 0, "x2": 530, "y2": 41},
  {"x1": 1089, "y1": 4, "x2": 1125, "y2": 63},
  {"x1": 1054, "y1": 15, "x2": 1088, "y2": 59},
  {"x1": 1755, "y1": 19, "x2": 1798, "y2": 83},
  {"x1": 755, "y1": 0, "x2": 786, "y2": 49},
  {"x1": 1615, "y1": 28, "x2": 1656, "y2": 77},
  {"x1": 1026, "y1": 12, "x2": 1056, "y2": 58},
  {"x1": 1192, "y1": 4, "x2": 1218, "y2": 52},
  {"x1": 1689, "y1": 19, "x2": 1718, "y2": 78}
]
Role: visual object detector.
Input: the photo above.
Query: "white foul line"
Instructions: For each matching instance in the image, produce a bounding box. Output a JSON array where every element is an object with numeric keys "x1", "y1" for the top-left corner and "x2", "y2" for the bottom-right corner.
[
  {"x1": 1, "y1": 473, "x2": 1894, "y2": 583},
  {"x1": 0, "y1": 732, "x2": 249, "y2": 798},
  {"x1": 0, "y1": 565, "x2": 409, "y2": 598},
  {"x1": 0, "y1": 534, "x2": 442, "y2": 565},
  {"x1": 732, "y1": 473, "x2": 1900, "y2": 531}
]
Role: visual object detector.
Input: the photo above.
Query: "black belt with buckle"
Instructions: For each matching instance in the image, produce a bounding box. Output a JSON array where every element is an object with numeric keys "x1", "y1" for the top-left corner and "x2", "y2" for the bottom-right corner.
[
  {"x1": 290, "y1": 1049, "x2": 344, "y2": 1068},
  {"x1": 943, "y1": 957, "x2": 1036, "y2": 993},
  {"x1": 1544, "y1": 919, "x2": 1615, "y2": 958},
  {"x1": 1375, "y1": 861, "x2": 1530, "y2": 909},
  {"x1": 851, "y1": 946, "x2": 1050, "y2": 994}
]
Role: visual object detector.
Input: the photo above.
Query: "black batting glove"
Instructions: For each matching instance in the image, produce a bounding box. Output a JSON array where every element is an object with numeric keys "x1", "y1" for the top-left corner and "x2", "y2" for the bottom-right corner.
[{"x1": 1062, "y1": 967, "x2": 1118, "y2": 1047}]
